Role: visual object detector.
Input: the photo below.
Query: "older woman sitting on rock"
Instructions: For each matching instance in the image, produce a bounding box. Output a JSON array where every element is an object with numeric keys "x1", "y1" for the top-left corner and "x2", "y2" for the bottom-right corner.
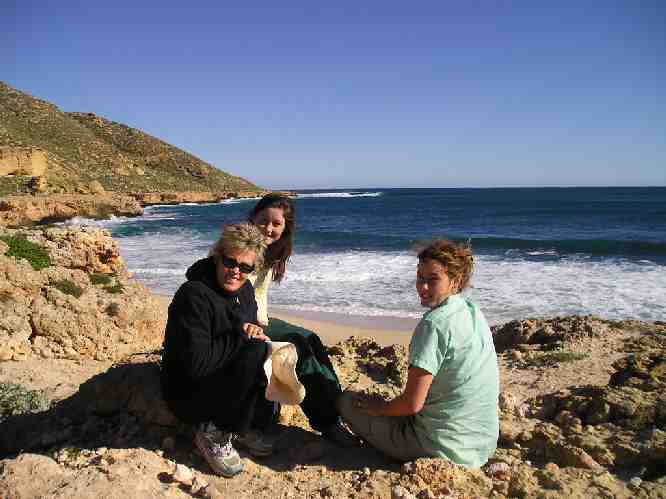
[
  {"x1": 161, "y1": 222, "x2": 352, "y2": 478},
  {"x1": 161, "y1": 223, "x2": 277, "y2": 477}
]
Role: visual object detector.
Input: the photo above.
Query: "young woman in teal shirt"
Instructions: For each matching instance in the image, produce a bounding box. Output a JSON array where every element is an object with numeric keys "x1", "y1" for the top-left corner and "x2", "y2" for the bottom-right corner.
[{"x1": 338, "y1": 239, "x2": 500, "y2": 467}]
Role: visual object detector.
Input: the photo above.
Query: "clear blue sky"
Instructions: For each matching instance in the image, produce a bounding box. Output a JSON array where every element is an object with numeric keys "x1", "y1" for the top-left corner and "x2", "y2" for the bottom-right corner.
[{"x1": 3, "y1": 1, "x2": 665, "y2": 189}]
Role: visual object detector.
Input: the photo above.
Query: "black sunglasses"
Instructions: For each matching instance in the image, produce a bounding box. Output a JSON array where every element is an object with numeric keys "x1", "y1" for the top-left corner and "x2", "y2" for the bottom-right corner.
[{"x1": 221, "y1": 256, "x2": 255, "y2": 274}]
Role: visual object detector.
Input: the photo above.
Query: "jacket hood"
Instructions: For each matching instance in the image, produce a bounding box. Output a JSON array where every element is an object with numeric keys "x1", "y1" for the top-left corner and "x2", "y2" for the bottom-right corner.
[
  {"x1": 186, "y1": 257, "x2": 215, "y2": 283},
  {"x1": 186, "y1": 256, "x2": 252, "y2": 299}
]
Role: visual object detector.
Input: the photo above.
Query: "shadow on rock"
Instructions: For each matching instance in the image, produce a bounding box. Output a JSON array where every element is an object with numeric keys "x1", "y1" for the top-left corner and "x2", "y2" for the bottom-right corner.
[
  {"x1": 1, "y1": 352, "x2": 399, "y2": 475},
  {"x1": 0, "y1": 353, "x2": 180, "y2": 458}
]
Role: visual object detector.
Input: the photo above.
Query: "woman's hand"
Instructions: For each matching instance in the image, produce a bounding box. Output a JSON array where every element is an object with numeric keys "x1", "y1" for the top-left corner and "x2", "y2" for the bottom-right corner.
[
  {"x1": 352, "y1": 393, "x2": 387, "y2": 416},
  {"x1": 243, "y1": 323, "x2": 269, "y2": 342},
  {"x1": 353, "y1": 367, "x2": 434, "y2": 417}
]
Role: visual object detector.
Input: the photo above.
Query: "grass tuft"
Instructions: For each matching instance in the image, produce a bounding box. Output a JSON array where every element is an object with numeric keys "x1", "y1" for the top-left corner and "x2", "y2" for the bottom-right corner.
[
  {"x1": 53, "y1": 279, "x2": 84, "y2": 298},
  {"x1": 89, "y1": 272, "x2": 112, "y2": 285},
  {"x1": 0, "y1": 382, "x2": 50, "y2": 423},
  {"x1": 0, "y1": 235, "x2": 51, "y2": 270},
  {"x1": 104, "y1": 282, "x2": 125, "y2": 294}
]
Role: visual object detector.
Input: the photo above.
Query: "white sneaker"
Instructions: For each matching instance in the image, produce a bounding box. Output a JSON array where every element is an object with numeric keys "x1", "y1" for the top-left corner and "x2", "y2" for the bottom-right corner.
[{"x1": 194, "y1": 423, "x2": 244, "y2": 477}]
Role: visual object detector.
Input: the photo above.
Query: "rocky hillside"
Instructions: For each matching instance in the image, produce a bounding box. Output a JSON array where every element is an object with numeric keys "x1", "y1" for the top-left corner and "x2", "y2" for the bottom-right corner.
[{"x1": 0, "y1": 81, "x2": 260, "y2": 195}]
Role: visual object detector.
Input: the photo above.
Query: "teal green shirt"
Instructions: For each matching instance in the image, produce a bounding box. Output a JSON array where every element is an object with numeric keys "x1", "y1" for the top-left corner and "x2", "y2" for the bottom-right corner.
[{"x1": 409, "y1": 294, "x2": 499, "y2": 468}]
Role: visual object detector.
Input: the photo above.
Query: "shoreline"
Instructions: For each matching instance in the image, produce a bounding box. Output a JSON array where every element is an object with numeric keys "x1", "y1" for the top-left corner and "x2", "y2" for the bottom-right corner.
[{"x1": 155, "y1": 294, "x2": 418, "y2": 346}]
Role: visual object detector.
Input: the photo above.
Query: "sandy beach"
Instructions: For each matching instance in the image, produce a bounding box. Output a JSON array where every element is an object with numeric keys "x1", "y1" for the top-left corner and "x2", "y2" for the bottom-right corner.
[{"x1": 156, "y1": 294, "x2": 417, "y2": 347}]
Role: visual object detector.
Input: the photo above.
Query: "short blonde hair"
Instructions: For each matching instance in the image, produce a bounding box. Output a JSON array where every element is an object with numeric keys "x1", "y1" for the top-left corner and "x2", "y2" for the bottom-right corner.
[
  {"x1": 417, "y1": 239, "x2": 474, "y2": 292},
  {"x1": 209, "y1": 223, "x2": 267, "y2": 268}
]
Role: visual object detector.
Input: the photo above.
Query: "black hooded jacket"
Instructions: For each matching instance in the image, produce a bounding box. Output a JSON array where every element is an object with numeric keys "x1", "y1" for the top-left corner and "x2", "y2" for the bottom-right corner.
[{"x1": 161, "y1": 257, "x2": 261, "y2": 402}]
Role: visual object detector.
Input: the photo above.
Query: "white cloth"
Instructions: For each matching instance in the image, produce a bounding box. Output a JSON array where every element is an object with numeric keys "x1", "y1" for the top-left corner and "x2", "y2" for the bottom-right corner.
[{"x1": 262, "y1": 341, "x2": 306, "y2": 405}]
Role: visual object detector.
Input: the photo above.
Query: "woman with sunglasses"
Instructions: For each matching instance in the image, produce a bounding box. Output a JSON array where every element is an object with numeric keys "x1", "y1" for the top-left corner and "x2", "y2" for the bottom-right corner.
[
  {"x1": 161, "y1": 223, "x2": 276, "y2": 478},
  {"x1": 247, "y1": 193, "x2": 355, "y2": 446}
]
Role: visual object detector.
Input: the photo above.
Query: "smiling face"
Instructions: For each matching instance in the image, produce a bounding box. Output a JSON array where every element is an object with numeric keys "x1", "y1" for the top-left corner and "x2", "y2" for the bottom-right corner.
[
  {"x1": 252, "y1": 206, "x2": 286, "y2": 246},
  {"x1": 216, "y1": 248, "x2": 257, "y2": 294},
  {"x1": 416, "y1": 258, "x2": 458, "y2": 309}
]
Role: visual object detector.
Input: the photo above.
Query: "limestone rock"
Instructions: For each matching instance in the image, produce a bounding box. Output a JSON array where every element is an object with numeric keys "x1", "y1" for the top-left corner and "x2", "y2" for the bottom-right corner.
[
  {"x1": 0, "y1": 449, "x2": 187, "y2": 498},
  {"x1": 492, "y1": 315, "x2": 619, "y2": 352},
  {"x1": 0, "y1": 226, "x2": 165, "y2": 362},
  {"x1": 88, "y1": 180, "x2": 105, "y2": 194},
  {"x1": 0, "y1": 193, "x2": 143, "y2": 227}
]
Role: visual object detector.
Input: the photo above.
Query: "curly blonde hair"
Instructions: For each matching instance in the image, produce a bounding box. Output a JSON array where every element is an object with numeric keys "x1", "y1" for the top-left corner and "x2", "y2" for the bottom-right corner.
[
  {"x1": 209, "y1": 223, "x2": 267, "y2": 268},
  {"x1": 416, "y1": 239, "x2": 475, "y2": 292}
]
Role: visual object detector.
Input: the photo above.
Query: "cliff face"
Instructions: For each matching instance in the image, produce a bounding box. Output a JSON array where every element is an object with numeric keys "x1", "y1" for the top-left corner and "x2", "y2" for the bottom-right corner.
[
  {"x1": 0, "y1": 147, "x2": 47, "y2": 177},
  {"x1": 0, "y1": 81, "x2": 261, "y2": 195}
]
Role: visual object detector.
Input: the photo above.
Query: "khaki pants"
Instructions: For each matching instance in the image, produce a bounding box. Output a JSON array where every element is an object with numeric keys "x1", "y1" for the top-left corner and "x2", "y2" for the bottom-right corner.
[{"x1": 336, "y1": 391, "x2": 431, "y2": 462}]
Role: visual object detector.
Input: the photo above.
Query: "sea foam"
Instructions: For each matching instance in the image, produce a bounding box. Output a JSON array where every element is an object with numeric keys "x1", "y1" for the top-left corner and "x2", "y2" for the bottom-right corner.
[{"x1": 296, "y1": 191, "x2": 382, "y2": 199}]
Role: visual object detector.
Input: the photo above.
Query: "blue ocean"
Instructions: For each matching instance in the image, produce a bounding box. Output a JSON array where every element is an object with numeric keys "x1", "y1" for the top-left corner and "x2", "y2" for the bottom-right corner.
[{"x1": 67, "y1": 187, "x2": 666, "y2": 325}]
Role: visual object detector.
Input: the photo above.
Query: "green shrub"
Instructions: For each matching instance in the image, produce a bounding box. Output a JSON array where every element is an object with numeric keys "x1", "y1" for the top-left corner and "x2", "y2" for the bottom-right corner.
[
  {"x1": 0, "y1": 382, "x2": 50, "y2": 423},
  {"x1": 0, "y1": 235, "x2": 51, "y2": 270},
  {"x1": 53, "y1": 279, "x2": 84, "y2": 298},
  {"x1": 104, "y1": 282, "x2": 125, "y2": 294},
  {"x1": 89, "y1": 272, "x2": 112, "y2": 285}
]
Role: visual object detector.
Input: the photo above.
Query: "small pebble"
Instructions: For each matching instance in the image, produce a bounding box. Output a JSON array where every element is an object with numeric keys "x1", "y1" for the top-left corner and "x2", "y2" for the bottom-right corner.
[
  {"x1": 487, "y1": 461, "x2": 511, "y2": 480},
  {"x1": 191, "y1": 476, "x2": 208, "y2": 495},
  {"x1": 516, "y1": 403, "x2": 530, "y2": 418},
  {"x1": 417, "y1": 489, "x2": 437, "y2": 499},
  {"x1": 172, "y1": 463, "x2": 194, "y2": 485},
  {"x1": 392, "y1": 485, "x2": 417, "y2": 499},
  {"x1": 401, "y1": 462, "x2": 415, "y2": 474}
]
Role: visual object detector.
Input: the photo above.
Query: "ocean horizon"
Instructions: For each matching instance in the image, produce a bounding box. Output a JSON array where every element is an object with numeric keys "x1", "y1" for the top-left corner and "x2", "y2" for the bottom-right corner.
[{"x1": 65, "y1": 186, "x2": 666, "y2": 326}]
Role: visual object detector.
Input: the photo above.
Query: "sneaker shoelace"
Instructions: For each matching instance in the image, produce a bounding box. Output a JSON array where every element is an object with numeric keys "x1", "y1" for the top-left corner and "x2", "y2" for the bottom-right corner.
[{"x1": 212, "y1": 433, "x2": 236, "y2": 457}]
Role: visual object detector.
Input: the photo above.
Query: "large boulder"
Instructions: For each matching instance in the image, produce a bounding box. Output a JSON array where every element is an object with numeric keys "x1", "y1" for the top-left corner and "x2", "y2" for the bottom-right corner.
[
  {"x1": 0, "y1": 226, "x2": 165, "y2": 362},
  {"x1": 492, "y1": 315, "x2": 620, "y2": 352}
]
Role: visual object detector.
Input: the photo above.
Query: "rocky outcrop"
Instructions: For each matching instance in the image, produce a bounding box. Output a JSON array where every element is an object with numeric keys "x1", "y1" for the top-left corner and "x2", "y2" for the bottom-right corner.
[
  {"x1": 0, "y1": 193, "x2": 143, "y2": 227},
  {"x1": 491, "y1": 315, "x2": 622, "y2": 352},
  {"x1": 524, "y1": 334, "x2": 666, "y2": 477},
  {"x1": 0, "y1": 226, "x2": 164, "y2": 362},
  {"x1": 0, "y1": 146, "x2": 47, "y2": 176},
  {"x1": 130, "y1": 190, "x2": 271, "y2": 206},
  {"x1": 2, "y1": 322, "x2": 666, "y2": 497}
]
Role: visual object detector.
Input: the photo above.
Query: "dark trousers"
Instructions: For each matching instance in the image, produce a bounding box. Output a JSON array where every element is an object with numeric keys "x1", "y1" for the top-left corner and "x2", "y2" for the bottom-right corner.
[
  {"x1": 266, "y1": 318, "x2": 342, "y2": 431},
  {"x1": 165, "y1": 340, "x2": 269, "y2": 434}
]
